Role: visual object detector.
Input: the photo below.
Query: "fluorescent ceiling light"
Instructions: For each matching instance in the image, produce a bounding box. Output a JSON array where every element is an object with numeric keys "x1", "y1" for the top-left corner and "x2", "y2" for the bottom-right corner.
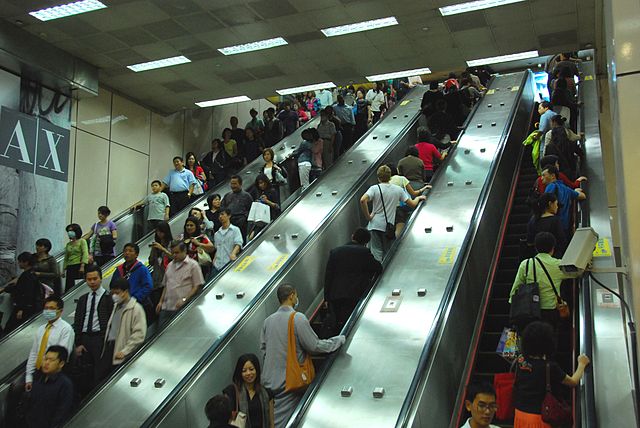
[
  {"x1": 321, "y1": 16, "x2": 398, "y2": 37},
  {"x1": 196, "y1": 96, "x2": 251, "y2": 108},
  {"x1": 439, "y1": 0, "x2": 525, "y2": 16},
  {"x1": 127, "y1": 56, "x2": 191, "y2": 72},
  {"x1": 366, "y1": 67, "x2": 432, "y2": 81},
  {"x1": 276, "y1": 82, "x2": 336, "y2": 96},
  {"x1": 466, "y1": 50, "x2": 539, "y2": 67},
  {"x1": 218, "y1": 37, "x2": 288, "y2": 55},
  {"x1": 29, "y1": 0, "x2": 107, "y2": 21}
]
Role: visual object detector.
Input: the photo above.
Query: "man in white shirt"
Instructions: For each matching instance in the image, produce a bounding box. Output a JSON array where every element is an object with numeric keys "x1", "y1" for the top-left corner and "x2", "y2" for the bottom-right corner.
[
  {"x1": 365, "y1": 82, "x2": 386, "y2": 124},
  {"x1": 360, "y1": 165, "x2": 426, "y2": 261},
  {"x1": 317, "y1": 88, "x2": 333, "y2": 109},
  {"x1": 462, "y1": 382, "x2": 500, "y2": 428},
  {"x1": 25, "y1": 295, "x2": 74, "y2": 390},
  {"x1": 212, "y1": 209, "x2": 243, "y2": 276}
]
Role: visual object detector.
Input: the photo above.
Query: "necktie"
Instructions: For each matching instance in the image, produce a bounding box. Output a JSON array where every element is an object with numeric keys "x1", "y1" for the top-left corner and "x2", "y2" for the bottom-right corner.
[
  {"x1": 35, "y1": 323, "x2": 53, "y2": 370},
  {"x1": 87, "y1": 291, "x2": 96, "y2": 333}
]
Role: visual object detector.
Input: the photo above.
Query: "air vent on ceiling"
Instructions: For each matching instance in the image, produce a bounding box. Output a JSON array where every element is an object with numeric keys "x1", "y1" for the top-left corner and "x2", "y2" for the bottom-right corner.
[
  {"x1": 286, "y1": 31, "x2": 324, "y2": 44},
  {"x1": 538, "y1": 30, "x2": 577, "y2": 49},
  {"x1": 162, "y1": 80, "x2": 200, "y2": 93},
  {"x1": 444, "y1": 11, "x2": 487, "y2": 32},
  {"x1": 246, "y1": 65, "x2": 283, "y2": 79},
  {"x1": 217, "y1": 70, "x2": 255, "y2": 84}
]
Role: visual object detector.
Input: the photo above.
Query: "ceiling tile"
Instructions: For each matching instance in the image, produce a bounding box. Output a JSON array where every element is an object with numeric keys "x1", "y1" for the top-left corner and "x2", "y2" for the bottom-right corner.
[
  {"x1": 213, "y1": 4, "x2": 263, "y2": 26},
  {"x1": 249, "y1": 0, "x2": 298, "y2": 19},
  {"x1": 483, "y1": 3, "x2": 531, "y2": 26},
  {"x1": 154, "y1": 0, "x2": 203, "y2": 16},
  {"x1": 451, "y1": 28, "x2": 495, "y2": 48},
  {"x1": 444, "y1": 11, "x2": 487, "y2": 32},
  {"x1": 104, "y1": 48, "x2": 149, "y2": 65},
  {"x1": 51, "y1": 18, "x2": 101, "y2": 37},
  {"x1": 217, "y1": 70, "x2": 255, "y2": 84},
  {"x1": 78, "y1": 33, "x2": 130, "y2": 53},
  {"x1": 538, "y1": 30, "x2": 578, "y2": 50},
  {"x1": 196, "y1": 29, "x2": 243, "y2": 49},
  {"x1": 110, "y1": 28, "x2": 158, "y2": 47},
  {"x1": 162, "y1": 80, "x2": 201, "y2": 93},
  {"x1": 533, "y1": 13, "x2": 578, "y2": 36},
  {"x1": 143, "y1": 19, "x2": 189, "y2": 40},
  {"x1": 492, "y1": 23, "x2": 537, "y2": 53},
  {"x1": 531, "y1": 0, "x2": 576, "y2": 19},
  {"x1": 173, "y1": 12, "x2": 220, "y2": 33},
  {"x1": 286, "y1": 31, "x2": 325, "y2": 43},
  {"x1": 287, "y1": 0, "x2": 341, "y2": 12},
  {"x1": 231, "y1": 22, "x2": 279, "y2": 42},
  {"x1": 131, "y1": 42, "x2": 180, "y2": 60}
]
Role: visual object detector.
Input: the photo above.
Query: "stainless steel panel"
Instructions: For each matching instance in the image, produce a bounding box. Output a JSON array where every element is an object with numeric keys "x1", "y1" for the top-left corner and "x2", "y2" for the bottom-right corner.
[
  {"x1": 0, "y1": 117, "x2": 319, "y2": 385},
  {"x1": 65, "y1": 88, "x2": 427, "y2": 427},
  {"x1": 295, "y1": 73, "x2": 531, "y2": 428}
]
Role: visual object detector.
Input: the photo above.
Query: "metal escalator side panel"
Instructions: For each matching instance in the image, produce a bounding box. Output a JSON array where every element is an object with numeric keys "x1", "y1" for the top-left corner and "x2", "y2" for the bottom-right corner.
[
  {"x1": 64, "y1": 89, "x2": 427, "y2": 428},
  {"x1": 294, "y1": 73, "x2": 531, "y2": 428},
  {"x1": 0, "y1": 117, "x2": 320, "y2": 384}
]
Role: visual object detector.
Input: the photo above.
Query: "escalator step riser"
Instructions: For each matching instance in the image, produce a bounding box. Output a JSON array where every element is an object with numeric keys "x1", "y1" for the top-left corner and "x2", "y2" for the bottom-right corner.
[
  {"x1": 488, "y1": 299, "x2": 510, "y2": 314},
  {"x1": 484, "y1": 315, "x2": 510, "y2": 332},
  {"x1": 475, "y1": 353, "x2": 511, "y2": 373}
]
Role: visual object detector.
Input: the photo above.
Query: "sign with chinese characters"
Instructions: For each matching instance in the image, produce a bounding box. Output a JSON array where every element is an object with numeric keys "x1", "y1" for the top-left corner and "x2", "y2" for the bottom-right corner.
[{"x1": 0, "y1": 106, "x2": 70, "y2": 182}]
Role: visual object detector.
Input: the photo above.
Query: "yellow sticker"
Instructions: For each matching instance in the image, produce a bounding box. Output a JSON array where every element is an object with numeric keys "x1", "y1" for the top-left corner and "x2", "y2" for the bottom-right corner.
[
  {"x1": 400, "y1": 99, "x2": 412, "y2": 106},
  {"x1": 103, "y1": 265, "x2": 117, "y2": 278},
  {"x1": 584, "y1": 75, "x2": 594, "y2": 81},
  {"x1": 511, "y1": 85, "x2": 519, "y2": 92},
  {"x1": 438, "y1": 247, "x2": 457, "y2": 264},
  {"x1": 268, "y1": 254, "x2": 289, "y2": 271},
  {"x1": 486, "y1": 89, "x2": 495, "y2": 95},
  {"x1": 593, "y1": 238, "x2": 612, "y2": 258},
  {"x1": 234, "y1": 256, "x2": 256, "y2": 272}
]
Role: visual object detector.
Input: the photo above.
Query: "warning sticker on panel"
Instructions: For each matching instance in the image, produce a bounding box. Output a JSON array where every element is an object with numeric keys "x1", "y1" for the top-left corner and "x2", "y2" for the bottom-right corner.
[
  {"x1": 596, "y1": 289, "x2": 620, "y2": 308},
  {"x1": 584, "y1": 75, "x2": 594, "y2": 81},
  {"x1": 511, "y1": 85, "x2": 520, "y2": 92},
  {"x1": 400, "y1": 99, "x2": 412, "y2": 106},
  {"x1": 593, "y1": 238, "x2": 612, "y2": 258},
  {"x1": 268, "y1": 254, "x2": 289, "y2": 271},
  {"x1": 486, "y1": 89, "x2": 495, "y2": 95},
  {"x1": 439, "y1": 247, "x2": 457, "y2": 264},
  {"x1": 234, "y1": 256, "x2": 256, "y2": 272}
]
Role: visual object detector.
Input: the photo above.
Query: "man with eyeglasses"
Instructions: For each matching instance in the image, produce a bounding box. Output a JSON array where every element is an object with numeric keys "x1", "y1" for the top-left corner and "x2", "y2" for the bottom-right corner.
[{"x1": 463, "y1": 382, "x2": 499, "y2": 428}]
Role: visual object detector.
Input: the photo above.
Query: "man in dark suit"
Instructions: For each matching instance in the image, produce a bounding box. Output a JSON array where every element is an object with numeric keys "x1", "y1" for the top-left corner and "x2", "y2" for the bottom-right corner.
[
  {"x1": 73, "y1": 265, "x2": 113, "y2": 394},
  {"x1": 324, "y1": 228, "x2": 383, "y2": 330}
]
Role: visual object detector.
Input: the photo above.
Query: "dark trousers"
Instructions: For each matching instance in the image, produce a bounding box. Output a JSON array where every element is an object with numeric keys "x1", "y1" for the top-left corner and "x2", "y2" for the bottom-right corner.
[
  {"x1": 329, "y1": 298, "x2": 359, "y2": 330},
  {"x1": 355, "y1": 117, "x2": 368, "y2": 141},
  {"x1": 423, "y1": 169, "x2": 434, "y2": 183},
  {"x1": 93, "y1": 255, "x2": 114, "y2": 267},
  {"x1": 231, "y1": 215, "x2": 248, "y2": 244},
  {"x1": 4, "y1": 308, "x2": 38, "y2": 333},
  {"x1": 372, "y1": 111, "x2": 382, "y2": 124},
  {"x1": 169, "y1": 191, "x2": 190, "y2": 217},
  {"x1": 65, "y1": 264, "x2": 83, "y2": 293},
  {"x1": 341, "y1": 124, "x2": 354, "y2": 153},
  {"x1": 76, "y1": 333, "x2": 110, "y2": 395}
]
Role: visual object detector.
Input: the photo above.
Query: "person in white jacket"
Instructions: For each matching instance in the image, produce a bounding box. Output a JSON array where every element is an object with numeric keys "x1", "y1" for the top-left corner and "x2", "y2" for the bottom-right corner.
[{"x1": 102, "y1": 278, "x2": 146, "y2": 368}]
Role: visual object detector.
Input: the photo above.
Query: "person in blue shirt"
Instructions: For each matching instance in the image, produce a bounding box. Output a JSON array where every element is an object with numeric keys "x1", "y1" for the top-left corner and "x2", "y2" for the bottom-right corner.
[
  {"x1": 163, "y1": 156, "x2": 197, "y2": 216},
  {"x1": 110, "y1": 243, "x2": 153, "y2": 320},
  {"x1": 537, "y1": 101, "x2": 555, "y2": 158},
  {"x1": 541, "y1": 165, "x2": 585, "y2": 233}
]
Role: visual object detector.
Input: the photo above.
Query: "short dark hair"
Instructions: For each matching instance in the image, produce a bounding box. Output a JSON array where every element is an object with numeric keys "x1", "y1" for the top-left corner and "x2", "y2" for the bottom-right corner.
[
  {"x1": 533, "y1": 193, "x2": 558, "y2": 218},
  {"x1": 230, "y1": 175, "x2": 243, "y2": 185},
  {"x1": 429, "y1": 81, "x2": 439, "y2": 90},
  {"x1": 151, "y1": 179, "x2": 162, "y2": 186},
  {"x1": 352, "y1": 228, "x2": 371, "y2": 245},
  {"x1": 171, "y1": 240, "x2": 188, "y2": 252},
  {"x1": 17, "y1": 252, "x2": 36, "y2": 266},
  {"x1": 540, "y1": 101, "x2": 551, "y2": 109},
  {"x1": 540, "y1": 155, "x2": 559, "y2": 169},
  {"x1": 222, "y1": 127, "x2": 232, "y2": 138},
  {"x1": 35, "y1": 238, "x2": 52, "y2": 252},
  {"x1": 521, "y1": 321, "x2": 556, "y2": 358},
  {"x1": 448, "y1": 72, "x2": 457, "y2": 79},
  {"x1": 465, "y1": 381, "x2": 496, "y2": 403},
  {"x1": 46, "y1": 345, "x2": 68, "y2": 363},
  {"x1": 534, "y1": 231, "x2": 556, "y2": 254},
  {"x1": 205, "y1": 395, "x2": 232, "y2": 424},
  {"x1": 232, "y1": 353, "x2": 262, "y2": 387},
  {"x1": 417, "y1": 127, "x2": 432, "y2": 142},
  {"x1": 551, "y1": 114, "x2": 565, "y2": 126},
  {"x1": 255, "y1": 173, "x2": 272, "y2": 189},
  {"x1": 98, "y1": 206, "x2": 111, "y2": 216},
  {"x1": 207, "y1": 194, "x2": 221, "y2": 207},
  {"x1": 406, "y1": 146, "x2": 419, "y2": 157},
  {"x1": 250, "y1": 108, "x2": 258, "y2": 115},
  {"x1": 66, "y1": 223, "x2": 83, "y2": 239},
  {"x1": 84, "y1": 264, "x2": 103, "y2": 279},
  {"x1": 542, "y1": 165, "x2": 559, "y2": 178},
  {"x1": 45, "y1": 295, "x2": 64, "y2": 310},
  {"x1": 123, "y1": 242, "x2": 139, "y2": 255},
  {"x1": 173, "y1": 156, "x2": 183, "y2": 162},
  {"x1": 110, "y1": 277, "x2": 130, "y2": 292},
  {"x1": 277, "y1": 284, "x2": 295, "y2": 304},
  {"x1": 219, "y1": 208, "x2": 232, "y2": 217},
  {"x1": 263, "y1": 148, "x2": 275, "y2": 160}
]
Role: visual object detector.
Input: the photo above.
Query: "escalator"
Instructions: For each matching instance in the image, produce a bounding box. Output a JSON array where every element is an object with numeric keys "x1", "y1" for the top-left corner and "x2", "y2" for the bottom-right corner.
[
  {"x1": 286, "y1": 71, "x2": 536, "y2": 428},
  {"x1": 0, "y1": 116, "x2": 320, "y2": 424},
  {"x1": 64, "y1": 87, "x2": 429, "y2": 427}
]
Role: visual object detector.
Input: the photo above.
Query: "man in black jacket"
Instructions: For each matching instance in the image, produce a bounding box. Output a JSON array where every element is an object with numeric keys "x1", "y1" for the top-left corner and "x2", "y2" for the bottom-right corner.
[
  {"x1": 324, "y1": 228, "x2": 383, "y2": 329},
  {"x1": 73, "y1": 265, "x2": 113, "y2": 393}
]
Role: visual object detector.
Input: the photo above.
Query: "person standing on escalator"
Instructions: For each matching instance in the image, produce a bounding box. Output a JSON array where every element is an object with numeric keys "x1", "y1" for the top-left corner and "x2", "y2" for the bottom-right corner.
[{"x1": 162, "y1": 156, "x2": 197, "y2": 217}]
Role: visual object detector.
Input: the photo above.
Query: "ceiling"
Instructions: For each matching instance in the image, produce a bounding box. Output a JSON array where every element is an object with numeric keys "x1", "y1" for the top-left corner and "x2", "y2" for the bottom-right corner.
[{"x1": 0, "y1": 0, "x2": 596, "y2": 114}]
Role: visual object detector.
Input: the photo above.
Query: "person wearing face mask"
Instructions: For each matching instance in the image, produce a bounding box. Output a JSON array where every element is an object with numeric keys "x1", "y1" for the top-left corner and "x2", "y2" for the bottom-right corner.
[
  {"x1": 110, "y1": 243, "x2": 153, "y2": 321},
  {"x1": 260, "y1": 284, "x2": 345, "y2": 428},
  {"x1": 102, "y1": 278, "x2": 146, "y2": 369},
  {"x1": 73, "y1": 265, "x2": 113, "y2": 394},
  {"x1": 24, "y1": 296, "x2": 74, "y2": 392},
  {"x1": 62, "y1": 223, "x2": 88, "y2": 293}
]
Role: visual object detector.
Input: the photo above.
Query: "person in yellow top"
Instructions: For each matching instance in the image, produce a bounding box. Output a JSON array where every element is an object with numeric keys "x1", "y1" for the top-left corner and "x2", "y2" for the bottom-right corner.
[
  {"x1": 62, "y1": 223, "x2": 89, "y2": 293},
  {"x1": 509, "y1": 232, "x2": 580, "y2": 329}
]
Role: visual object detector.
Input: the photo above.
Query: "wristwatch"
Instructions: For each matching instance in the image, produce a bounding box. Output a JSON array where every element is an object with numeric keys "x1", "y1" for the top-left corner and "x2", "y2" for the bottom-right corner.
[{"x1": 182, "y1": 297, "x2": 187, "y2": 303}]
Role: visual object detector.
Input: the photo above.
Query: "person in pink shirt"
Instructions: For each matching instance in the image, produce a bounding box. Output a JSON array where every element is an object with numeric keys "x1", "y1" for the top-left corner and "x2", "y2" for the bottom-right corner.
[{"x1": 415, "y1": 128, "x2": 446, "y2": 182}]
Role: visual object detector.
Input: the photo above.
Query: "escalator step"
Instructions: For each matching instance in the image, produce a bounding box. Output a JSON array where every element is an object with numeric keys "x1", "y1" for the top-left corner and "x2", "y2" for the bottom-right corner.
[
  {"x1": 475, "y1": 352, "x2": 511, "y2": 373},
  {"x1": 488, "y1": 298, "x2": 510, "y2": 314},
  {"x1": 479, "y1": 332, "x2": 502, "y2": 352},
  {"x1": 484, "y1": 314, "x2": 510, "y2": 332},
  {"x1": 491, "y1": 282, "x2": 512, "y2": 298},
  {"x1": 506, "y1": 223, "x2": 527, "y2": 235},
  {"x1": 508, "y1": 213, "x2": 530, "y2": 224},
  {"x1": 495, "y1": 269, "x2": 517, "y2": 283}
]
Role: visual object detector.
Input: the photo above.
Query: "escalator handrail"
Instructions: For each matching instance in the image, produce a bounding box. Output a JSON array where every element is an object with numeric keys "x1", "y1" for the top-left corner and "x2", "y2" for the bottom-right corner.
[
  {"x1": 138, "y1": 87, "x2": 427, "y2": 428},
  {"x1": 393, "y1": 72, "x2": 532, "y2": 427}
]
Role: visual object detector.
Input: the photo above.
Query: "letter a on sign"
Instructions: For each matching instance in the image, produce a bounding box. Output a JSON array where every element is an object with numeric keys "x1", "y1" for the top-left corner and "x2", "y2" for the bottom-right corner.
[{"x1": 0, "y1": 116, "x2": 35, "y2": 165}]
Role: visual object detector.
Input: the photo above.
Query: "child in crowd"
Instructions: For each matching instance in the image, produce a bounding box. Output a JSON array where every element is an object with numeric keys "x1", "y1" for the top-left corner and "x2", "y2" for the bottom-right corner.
[
  {"x1": 136, "y1": 180, "x2": 170, "y2": 230},
  {"x1": 87, "y1": 206, "x2": 117, "y2": 267}
]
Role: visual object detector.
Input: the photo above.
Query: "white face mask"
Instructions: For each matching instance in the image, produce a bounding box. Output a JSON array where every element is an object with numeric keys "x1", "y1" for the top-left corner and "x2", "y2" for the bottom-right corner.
[
  {"x1": 43, "y1": 309, "x2": 58, "y2": 321},
  {"x1": 112, "y1": 294, "x2": 123, "y2": 305},
  {"x1": 293, "y1": 296, "x2": 299, "y2": 310}
]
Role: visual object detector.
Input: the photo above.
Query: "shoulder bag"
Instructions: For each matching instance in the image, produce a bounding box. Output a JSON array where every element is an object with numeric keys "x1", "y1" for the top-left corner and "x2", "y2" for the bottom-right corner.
[
  {"x1": 285, "y1": 312, "x2": 316, "y2": 392},
  {"x1": 541, "y1": 362, "x2": 572, "y2": 424},
  {"x1": 229, "y1": 384, "x2": 247, "y2": 428},
  {"x1": 376, "y1": 184, "x2": 396, "y2": 240},
  {"x1": 536, "y1": 257, "x2": 570, "y2": 319},
  {"x1": 195, "y1": 237, "x2": 212, "y2": 266},
  {"x1": 509, "y1": 258, "x2": 541, "y2": 327}
]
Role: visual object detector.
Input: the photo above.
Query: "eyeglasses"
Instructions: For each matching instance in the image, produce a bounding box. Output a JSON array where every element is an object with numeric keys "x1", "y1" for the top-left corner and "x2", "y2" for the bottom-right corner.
[{"x1": 477, "y1": 402, "x2": 498, "y2": 412}]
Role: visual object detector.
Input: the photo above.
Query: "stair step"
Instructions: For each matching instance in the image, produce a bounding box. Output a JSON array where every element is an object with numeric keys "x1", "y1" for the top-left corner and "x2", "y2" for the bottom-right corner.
[
  {"x1": 491, "y1": 282, "x2": 513, "y2": 298},
  {"x1": 484, "y1": 314, "x2": 510, "y2": 332},
  {"x1": 475, "y1": 351, "x2": 511, "y2": 373},
  {"x1": 488, "y1": 298, "x2": 510, "y2": 314},
  {"x1": 495, "y1": 269, "x2": 517, "y2": 283}
]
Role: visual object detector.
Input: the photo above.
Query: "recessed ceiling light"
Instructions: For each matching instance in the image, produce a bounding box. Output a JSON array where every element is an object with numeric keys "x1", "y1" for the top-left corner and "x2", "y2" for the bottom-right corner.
[
  {"x1": 466, "y1": 50, "x2": 539, "y2": 67},
  {"x1": 196, "y1": 96, "x2": 251, "y2": 108},
  {"x1": 276, "y1": 82, "x2": 336, "y2": 96},
  {"x1": 218, "y1": 37, "x2": 288, "y2": 55},
  {"x1": 29, "y1": 0, "x2": 107, "y2": 21},
  {"x1": 366, "y1": 67, "x2": 432, "y2": 82},
  {"x1": 321, "y1": 17, "x2": 398, "y2": 37},
  {"x1": 439, "y1": 0, "x2": 525, "y2": 16},
  {"x1": 127, "y1": 56, "x2": 191, "y2": 72}
]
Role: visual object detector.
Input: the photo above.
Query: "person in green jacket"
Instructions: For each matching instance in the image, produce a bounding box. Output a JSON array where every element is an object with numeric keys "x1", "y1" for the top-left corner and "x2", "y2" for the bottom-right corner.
[{"x1": 62, "y1": 223, "x2": 88, "y2": 294}]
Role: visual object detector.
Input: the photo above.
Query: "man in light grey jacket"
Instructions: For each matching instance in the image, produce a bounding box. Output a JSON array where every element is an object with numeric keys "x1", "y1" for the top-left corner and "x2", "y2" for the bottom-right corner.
[{"x1": 260, "y1": 284, "x2": 345, "y2": 428}]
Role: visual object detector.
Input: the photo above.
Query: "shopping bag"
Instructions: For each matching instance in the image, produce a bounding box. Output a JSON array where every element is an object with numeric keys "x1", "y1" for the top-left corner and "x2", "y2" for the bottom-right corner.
[
  {"x1": 496, "y1": 327, "x2": 520, "y2": 360},
  {"x1": 494, "y1": 372, "x2": 515, "y2": 421},
  {"x1": 248, "y1": 202, "x2": 271, "y2": 224}
]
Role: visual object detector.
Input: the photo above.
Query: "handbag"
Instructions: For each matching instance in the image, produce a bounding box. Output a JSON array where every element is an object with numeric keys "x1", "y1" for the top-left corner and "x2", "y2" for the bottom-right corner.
[
  {"x1": 376, "y1": 184, "x2": 396, "y2": 240},
  {"x1": 494, "y1": 368, "x2": 516, "y2": 421},
  {"x1": 541, "y1": 362, "x2": 572, "y2": 424},
  {"x1": 536, "y1": 257, "x2": 570, "y2": 319},
  {"x1": 196, "y1": 246, "x2": 212, "y2": 266},
  {"x1": 496, "y1": 327, "x2": 520, "y2": 360},
  {"x1": 509, "y1": 258, "x2": 541, "y2": 326},
  {"x1": 230, "y1": 385, "x2": 247, "y2": 428},
  {"x1": 248, "y1": 201, "x2": 271, "y2": 224},
  {"x1": 285, "y1": 312, "x2": 316, "y2": 392}
]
